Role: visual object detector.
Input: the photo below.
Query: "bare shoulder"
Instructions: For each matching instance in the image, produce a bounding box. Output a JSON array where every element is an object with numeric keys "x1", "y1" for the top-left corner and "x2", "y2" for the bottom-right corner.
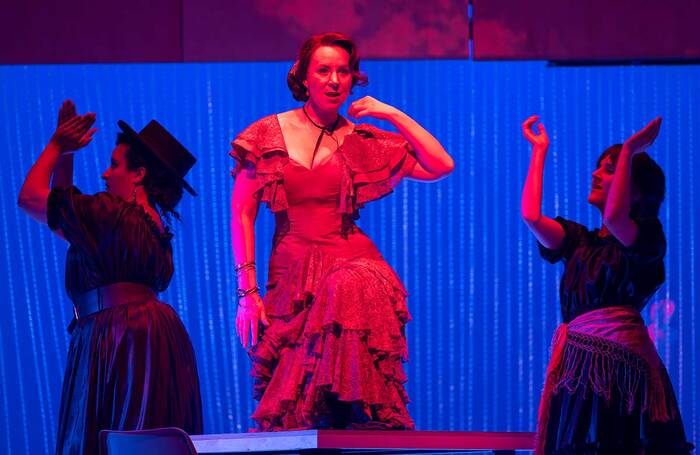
[
  {"x1": 277, "y1": 109, "x2": 302, "y2": 127},
  {"x1": 335, "y1": 116, "x2": 354, "y2": 137},
  {"x1": 340, "y1": 116, "x2": 355, "y2": 130}
]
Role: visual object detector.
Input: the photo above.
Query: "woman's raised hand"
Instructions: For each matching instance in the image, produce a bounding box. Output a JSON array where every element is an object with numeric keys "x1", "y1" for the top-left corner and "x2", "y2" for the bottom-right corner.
[
  {"x1": 57, "y1": 99, "x2": 77, "y2": 126},
  {"x1": 51, "y1": 100, "x2": 97, "y2": 153},
  {"x1": 623, "y1": 117, "x2": 662, "y2": 156},
  {"x1": 522, "y1": 115, "x2": 549, "y2": 151},
  {"x1": 236, "y1": 293, "x2": 270, "y2": 348},
  {"x1": 348, "y1": 96, "x2": 398, "y2": 121}
]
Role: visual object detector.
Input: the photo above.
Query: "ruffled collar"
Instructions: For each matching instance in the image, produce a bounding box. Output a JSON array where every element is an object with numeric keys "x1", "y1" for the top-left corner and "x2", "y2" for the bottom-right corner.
[
  {"x1": 244, "y1": 113, "x2": 392, "y2": 160},
  {"x1": 230, "y1": 114, "x2": 417, "y2": 222}
]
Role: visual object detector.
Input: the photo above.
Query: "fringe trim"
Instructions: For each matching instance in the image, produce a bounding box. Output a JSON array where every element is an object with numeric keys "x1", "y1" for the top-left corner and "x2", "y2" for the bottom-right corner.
[
  {"x1": 534, "y1": 325, "x2": 676, "y2": 455},
  {"x1": 556, "y1": 331, "x2": 648, "y2": 411},
  {"x1": 535, "y1": 323, "x2": 568, "y2": 455}
]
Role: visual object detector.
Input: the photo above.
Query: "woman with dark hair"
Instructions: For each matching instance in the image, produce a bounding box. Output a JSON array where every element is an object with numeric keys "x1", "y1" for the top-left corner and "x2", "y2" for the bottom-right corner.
[
  {"x1": 520, "y1": 115, "x2": 691, "y2": 454},
  {"x1": 18, "y1": 100, "x2": 203, "y2": 454},
  {"x1": 230, "y1": 32, "x2": 453, "y2": 430}
]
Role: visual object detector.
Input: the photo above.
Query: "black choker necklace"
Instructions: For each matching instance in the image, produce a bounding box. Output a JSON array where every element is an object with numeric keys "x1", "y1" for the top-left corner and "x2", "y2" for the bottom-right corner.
[
  {"x1": 302, "y1": 105, "x2": 341, "y2": 168},
  {"x1": 302, "y1": 104, "x2": 340, "y2": 132}
]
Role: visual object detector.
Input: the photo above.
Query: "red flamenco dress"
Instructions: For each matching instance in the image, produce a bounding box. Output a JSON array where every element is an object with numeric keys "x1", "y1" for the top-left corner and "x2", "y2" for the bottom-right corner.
[{"x1": 230, "y1": 115, "x2": 417, "y2": 431}]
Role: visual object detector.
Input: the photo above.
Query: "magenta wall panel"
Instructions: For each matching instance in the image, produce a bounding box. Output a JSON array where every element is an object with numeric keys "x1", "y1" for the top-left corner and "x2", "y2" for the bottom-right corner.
[
  {"x1": 182, "y1": 0, "x2": 470, "y2": 61},
  {"x1": 6, "y1": 1, "x2": 699, "y2": 63},
  {"x1": 2, "y1": 0, "x2": 469, "y2": 63},
  {"x1": 472, "y1": 0, "x2": 700, "y2": 61},
  {"x1": 1, "y1": 0, "x2": 182, "y2": 63}
]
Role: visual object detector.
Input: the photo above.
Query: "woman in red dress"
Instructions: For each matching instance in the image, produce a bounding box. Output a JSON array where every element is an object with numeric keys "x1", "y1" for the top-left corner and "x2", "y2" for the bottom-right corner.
[{"x1": 230, "y1": 32, "x2": 454, "y2": 431}]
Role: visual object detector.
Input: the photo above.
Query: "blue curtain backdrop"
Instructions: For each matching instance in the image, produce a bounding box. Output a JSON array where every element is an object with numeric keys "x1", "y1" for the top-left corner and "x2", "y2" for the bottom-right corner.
[{"x1": 0, "y1": 61, "x2": 697, "y2": 453}]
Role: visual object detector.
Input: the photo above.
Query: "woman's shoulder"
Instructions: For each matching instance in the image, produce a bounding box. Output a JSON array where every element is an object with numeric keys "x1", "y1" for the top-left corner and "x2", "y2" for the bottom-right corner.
[
  {"x1": 351, "y1": 123, "x2": 403, "y2": 141},
  {"x1": 341, "y1": 123, "x2": 412, "y2": 173},
  {"x1": 81, "y1": 192, "x2": 172, "y2": 242},
  {"x1": 51, "y1": 187, "x2": 121, "y2": 213},
  {"x1": 48, "y1": 187, "x2": 128, "y2": 249},
  {"x1": 123, "y1": 203, "x2": 174, "y2": 243},
  {"x1": 231, "y1": 113, "x2": 286, "y2": 157},
  {"x1": 276, "y1": 109, "x2": 297, "y2": 124},
  {"x1": 237, "y1": 113, "x2": 281, "y2": 137}
]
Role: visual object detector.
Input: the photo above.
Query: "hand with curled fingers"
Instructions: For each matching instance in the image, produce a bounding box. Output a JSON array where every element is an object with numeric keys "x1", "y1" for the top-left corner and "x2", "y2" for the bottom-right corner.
[
  {"x1": 522, "y1": 115, "x2": 549, "y2": 151},
  {"x1": 347, "y1": 95, "x2": 399, "y2": 121},
  {"x1": 623, "y1": 117, "x2": 662, "y2": 156},
  {"x1": 235, "y1": 292, "x2": 270, "y2": 348},
  {"x1": 50, "y1": 100, "x2": 98, "y2": 153}
]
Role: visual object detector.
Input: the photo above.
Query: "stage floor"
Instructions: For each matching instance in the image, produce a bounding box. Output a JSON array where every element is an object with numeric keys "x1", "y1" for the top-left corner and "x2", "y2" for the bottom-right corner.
[{"x1": 190, "y1": 430, "x2": 534, "y2": 454}]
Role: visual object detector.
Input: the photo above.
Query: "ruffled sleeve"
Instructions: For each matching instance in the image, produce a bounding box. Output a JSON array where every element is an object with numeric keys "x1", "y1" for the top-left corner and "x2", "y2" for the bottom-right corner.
[
  {"x1": 47, "y1": 186, "x2": 120, "y2": 254},
  {"x1": 537, "y1": 216, "x2": 587, "y2": 264},
  {"x1": 229, "y1": 115, "x2": 289, "y2": 212},
  {"x1": 337, "y1": 124, "x2": 417, "y2": 216}
]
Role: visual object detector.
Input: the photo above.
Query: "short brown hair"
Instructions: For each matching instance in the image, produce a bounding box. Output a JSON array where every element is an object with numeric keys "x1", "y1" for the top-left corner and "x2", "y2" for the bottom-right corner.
[{"x1": 287, "y1": 32, "x2": 368, "y2": 102}]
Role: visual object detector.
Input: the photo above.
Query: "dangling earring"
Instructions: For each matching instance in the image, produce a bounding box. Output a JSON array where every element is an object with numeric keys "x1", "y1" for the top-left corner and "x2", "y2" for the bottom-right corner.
[{"x1": 130, "y1": 186, "x2": 137, "y2": 204}]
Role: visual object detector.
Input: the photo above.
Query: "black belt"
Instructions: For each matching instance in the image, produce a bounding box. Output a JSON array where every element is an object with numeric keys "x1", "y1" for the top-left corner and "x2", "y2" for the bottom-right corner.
[{"x1": 71, "y1": 282, "x2": 157, "y2": 320}]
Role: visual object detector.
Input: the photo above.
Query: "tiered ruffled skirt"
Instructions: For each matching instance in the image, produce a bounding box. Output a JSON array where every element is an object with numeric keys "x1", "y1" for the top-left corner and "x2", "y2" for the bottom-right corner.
[{"x1": 249, "y1": 246, "x2": 414, "y2": 431}]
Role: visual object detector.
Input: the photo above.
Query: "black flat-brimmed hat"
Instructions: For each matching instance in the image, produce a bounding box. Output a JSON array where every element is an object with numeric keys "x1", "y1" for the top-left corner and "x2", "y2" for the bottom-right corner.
[{"x1": 118, "y1": 119, "x2": 197, "y2": 196}]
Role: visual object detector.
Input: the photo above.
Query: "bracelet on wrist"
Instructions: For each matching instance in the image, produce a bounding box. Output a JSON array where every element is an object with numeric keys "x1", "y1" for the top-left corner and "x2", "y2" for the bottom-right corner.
[
  {"x1": 237, "y1": 285, "x2": 260, "y2": 299},
  {"x1": 235, "y1": 261, "x2": 256, "y2": 274}
]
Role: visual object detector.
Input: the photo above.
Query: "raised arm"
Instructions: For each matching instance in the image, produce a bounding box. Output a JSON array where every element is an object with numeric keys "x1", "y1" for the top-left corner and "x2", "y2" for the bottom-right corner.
[
  {"x1": 52, "y1": 100, "x2": 80, "y2": 190},
  {"x1": 18, "y1": 105, "x2": 96, "y2": 224},
  {"x1": 603, "y1": 117, "x2": 662, "y2": 246},
  {"x1": 520, "y1": 115, "x2": 565, "y2": 249},
  {"x1": 231, "y1": 167, "x2": 269, "y2": 348},
  {"x1": 348, "y1": 96, "x2": 454, "y2": 181}
]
